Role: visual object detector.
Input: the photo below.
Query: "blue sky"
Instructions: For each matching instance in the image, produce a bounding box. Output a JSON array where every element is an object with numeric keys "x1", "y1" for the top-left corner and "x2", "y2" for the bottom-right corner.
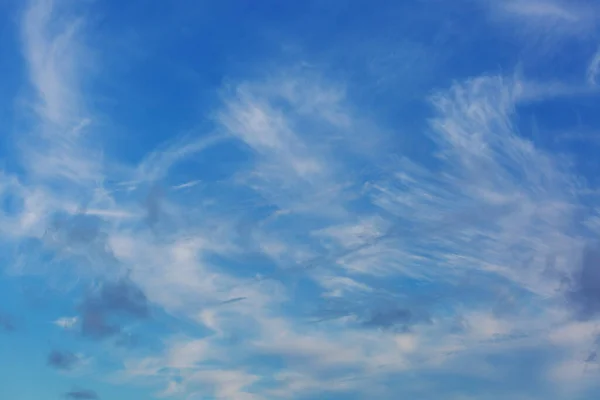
[{"x1": 1, "y1": 0, "x2": 600, "y2": 399}]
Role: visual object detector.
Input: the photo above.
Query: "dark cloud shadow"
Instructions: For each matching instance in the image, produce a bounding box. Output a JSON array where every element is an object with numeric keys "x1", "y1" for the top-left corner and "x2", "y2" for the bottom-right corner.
[
  {"x1": 79, "y1": 278, "x2": 149, "y2": 340},
  {"x1": 47, "y1": 350, "x2": 79, "y2": 370}
]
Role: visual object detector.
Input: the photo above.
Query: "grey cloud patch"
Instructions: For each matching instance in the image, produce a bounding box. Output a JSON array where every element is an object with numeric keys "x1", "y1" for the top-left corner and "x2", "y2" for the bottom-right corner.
[
  {"x1": 314, "y1": 297, "x2": 431, "y2": 331},
  {"x1": 363, "y1": 307, "x2": 412, "y2": 328},
  {"x1": 47, "y1": 212, "x2": 111, "y2": 255},
  {"x1": 585, "y1": 351, "x2": 597, "y2": 363},
  {"x1": 64, "y1": 389, "x2": 99, "y2": 399},
  {"x1": 50, "y1": 212, "x2": 104, "y2": 245},
  {"x1": 362, "y1": 306, "x2": 430, "y2": 331},
  {"x1": 47, "y1": 350, "x2": 79, "y2": 370},
  {"x1": 114, "y1": 332, "x2": 141, "y2": 348},
  {"x1": 145, "y1": 184, "x2": 164, "y2": 228},
  {"x1": 31, "y1": 210, "x2": 120, "y2": 278},
  {"x1": 568, "y1": 245, "x2": 600, "y2": 320},
  {"x1": 80, "y1": 309, "x2": 119, "y2": 339},
  {"x1": 80, "y1": 278, "x2": 149, "y2": 340}
]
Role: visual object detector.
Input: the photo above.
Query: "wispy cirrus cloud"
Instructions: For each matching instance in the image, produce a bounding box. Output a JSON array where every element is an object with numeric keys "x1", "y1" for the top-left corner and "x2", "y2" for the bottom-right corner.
[
  {"x1": 2, "y1": 0, "x2": 600, "y2": 399},
  {"x1": 108, "y1": 71, "x2": 598, "y2": 398},
  {"x1": 490, "y1": 0, "x2": 598, "y2": 29},
  {"x1": 20, "y1": 0, "x2": 101, "y2": 185},
  {"x1": 502, "y1": 0, "x2": 584, "y2": 21},
  {"x1": 484, "y1": 0, "x2": 600, "y2": 56}
]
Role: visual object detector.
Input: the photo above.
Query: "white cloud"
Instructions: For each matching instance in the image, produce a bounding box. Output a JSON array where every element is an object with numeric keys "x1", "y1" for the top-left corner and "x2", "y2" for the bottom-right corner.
[
  {"x1": 0, "y1": 175, "x2": 53, "y2": 240},
  {"x1": 587, "y1": 46, "x2": 600, "y2": 86},
  {"x1": 548, "y1": 321, "x2": 598, "y2": 346},
  {"x1": 187, "y1": 369, "x2": 260, "y2": 400},
  {"x1": 316, "y1": 275, "x2": 373, "y2": 297},
  {"x1": 172, "y1": 180, "x2": 202, "y2": 190},
  {"x1": 215, "y1": 73, "x2": 371, "y2": 222},
  {"x1": 266, "y1": 370, "x2": 355, "y2": 398},
  {"x1": 21, "y1": 0, "x2": 85, "y2": 125},
  {"x1": 134, "y1": 134, "x2": 225, "y2": 184},
  {"x1": 365, "y1": 75, "x2": 585, "y2": 295},
  {"x1": 166, "y1": 338, "x2": 211, "y2": 369},
  {"x1": 53, "y1": 316, "x2": 78, "y2": 329},
  {"x1": 218, "y1": 81, "x2": 328, "y2": 190},
  {"x1": 394, "y1": 333, "x2": 419, "y2": 353},
  {"x1": 464, "y1": 312, "x2": 512, "y2": 339}
]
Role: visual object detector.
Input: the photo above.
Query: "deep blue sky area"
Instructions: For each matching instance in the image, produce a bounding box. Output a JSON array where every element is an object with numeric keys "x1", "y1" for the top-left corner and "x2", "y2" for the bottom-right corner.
[{"x1": 2, "y1": 1, "x2": 600, "y2": 399}]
